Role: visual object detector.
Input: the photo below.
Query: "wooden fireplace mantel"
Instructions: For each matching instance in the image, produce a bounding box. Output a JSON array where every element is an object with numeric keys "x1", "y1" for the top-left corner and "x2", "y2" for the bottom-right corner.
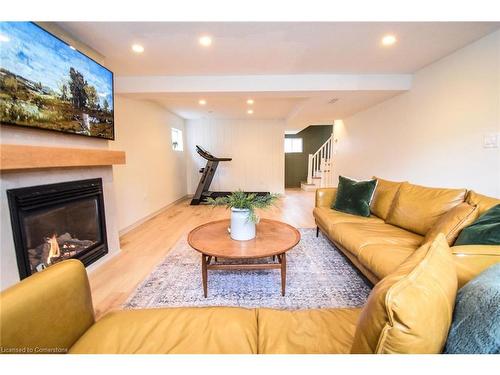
[{"x1": 0, "y1": 144, "x2": 126, "y2": 171}]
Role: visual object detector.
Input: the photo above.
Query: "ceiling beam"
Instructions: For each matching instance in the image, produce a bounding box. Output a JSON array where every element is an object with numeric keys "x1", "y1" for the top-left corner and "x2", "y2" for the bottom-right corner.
[{"x1": 115, "y1": 74, "x2": 412, "y2": 94}]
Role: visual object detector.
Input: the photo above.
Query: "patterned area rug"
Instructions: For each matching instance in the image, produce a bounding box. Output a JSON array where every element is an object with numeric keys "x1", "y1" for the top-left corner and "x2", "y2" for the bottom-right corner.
[{"x1": 124, "y1": 228, "x2": 372, "y2": 310}]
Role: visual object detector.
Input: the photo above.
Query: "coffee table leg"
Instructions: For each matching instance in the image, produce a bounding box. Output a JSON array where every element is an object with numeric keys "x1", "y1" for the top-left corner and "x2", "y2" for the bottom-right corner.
[
  {"x1": 202, "y1": 254, "x2": 208, "y2": 298},
  {"x1": 280, "y1": 253, "x2": 286, "y2": 296}
]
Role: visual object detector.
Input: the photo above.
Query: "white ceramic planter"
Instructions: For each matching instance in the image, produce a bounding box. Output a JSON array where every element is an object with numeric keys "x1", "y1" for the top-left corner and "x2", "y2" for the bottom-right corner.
[{"x1": 230, "y1": 208, "x2": 256, "y2": 241}]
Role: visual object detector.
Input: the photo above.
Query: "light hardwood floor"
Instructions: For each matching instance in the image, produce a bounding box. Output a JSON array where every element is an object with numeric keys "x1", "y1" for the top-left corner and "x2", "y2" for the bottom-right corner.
[{"x1": 89, "y1": 189, "x2": 316, "y2": 318}]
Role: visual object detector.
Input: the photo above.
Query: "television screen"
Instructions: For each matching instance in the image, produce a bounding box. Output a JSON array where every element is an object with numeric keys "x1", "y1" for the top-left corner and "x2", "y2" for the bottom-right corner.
[{"x1": 0, "y1": 22, "x2": 114, "y2": 140}]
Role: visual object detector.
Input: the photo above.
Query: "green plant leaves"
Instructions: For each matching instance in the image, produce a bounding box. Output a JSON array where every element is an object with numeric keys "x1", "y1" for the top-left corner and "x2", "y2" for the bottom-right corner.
[{"x1": 206, "y1": 190, "x2": 280, "y2": 223}]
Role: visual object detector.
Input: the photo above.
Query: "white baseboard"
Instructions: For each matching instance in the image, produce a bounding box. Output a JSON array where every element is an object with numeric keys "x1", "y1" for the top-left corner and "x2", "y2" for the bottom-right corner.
[{"x1": 118, "y1": 195, "x2": 189, "y2": 237}]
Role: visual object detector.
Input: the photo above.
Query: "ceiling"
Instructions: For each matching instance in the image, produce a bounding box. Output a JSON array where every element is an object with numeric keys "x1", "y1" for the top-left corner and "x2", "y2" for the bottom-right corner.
[
  {"x1": 124, "y1": 92, "x2": 307, "y2": 120},
  {"x1": 58, "y1": 22, "x2": 499, "y2": 76},
  {"x1": 284, "y1": 90, "x2": 402, "y2": 128},
  {"x1": 123, "y1": 90, "x2": 402, "y2": 126},
  {"x1": 57, "y1": 22, "x2": 499, "y2": 128}
]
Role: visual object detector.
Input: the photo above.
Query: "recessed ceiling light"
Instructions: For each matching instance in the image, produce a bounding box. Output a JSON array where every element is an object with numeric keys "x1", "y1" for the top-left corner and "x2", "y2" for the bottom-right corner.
[
  {"x1": 381, "y1": 34, "x2": 397, "y2": 46},
  {"x1": 247, "y1": 109, "x2": 254, "y2": 115},
  {"x1": 199, "y1": 99, "x2": 207, "y2": 105},
  {"x1": 131, "y1": 44, "x2": 144, "y2": 53},
  {"x1": 246, "y1": 99, "x2": 254, "y2": 105},
  {"x1": 199, "y1": 35, "x2": 212, "y2": 47},
  {"x1": 0, "y1": 34, "x2": 10, "y2": 42}
]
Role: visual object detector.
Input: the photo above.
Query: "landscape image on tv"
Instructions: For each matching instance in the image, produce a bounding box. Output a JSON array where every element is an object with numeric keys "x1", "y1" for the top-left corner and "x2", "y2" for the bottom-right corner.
[{"x1": 0, "y1": 22, "x2": 114, "y2": 139}]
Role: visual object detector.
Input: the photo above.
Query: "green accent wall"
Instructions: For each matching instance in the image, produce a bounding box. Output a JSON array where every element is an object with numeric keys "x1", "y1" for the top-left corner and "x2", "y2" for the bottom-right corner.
[{"x1": 285, "y1": 125, "x2": 333, "y2": 188}]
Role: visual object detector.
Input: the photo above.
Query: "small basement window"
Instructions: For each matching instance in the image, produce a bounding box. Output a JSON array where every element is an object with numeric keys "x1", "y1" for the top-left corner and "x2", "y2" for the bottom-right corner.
[
  {"x1": 172, "y1": 128, "x2": 183, "y2": 151},
  {"x1": 284, "y1": 138, "x2": 303, "y2": 153}
]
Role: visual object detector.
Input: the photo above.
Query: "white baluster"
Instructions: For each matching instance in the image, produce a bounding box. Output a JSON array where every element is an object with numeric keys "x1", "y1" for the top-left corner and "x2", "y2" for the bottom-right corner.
[{"x1": 307, "y1": 154, "x2": 313, "y2": 184}]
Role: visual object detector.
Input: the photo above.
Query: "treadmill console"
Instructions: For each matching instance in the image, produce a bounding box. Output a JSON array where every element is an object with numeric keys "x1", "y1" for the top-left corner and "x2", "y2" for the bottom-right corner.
[
  {"x1": 195, "y1": 145, "x2": 232, "y2": 162},
  {"x1": 195, "y1": 145, "x2": 214, "y2": 159}
]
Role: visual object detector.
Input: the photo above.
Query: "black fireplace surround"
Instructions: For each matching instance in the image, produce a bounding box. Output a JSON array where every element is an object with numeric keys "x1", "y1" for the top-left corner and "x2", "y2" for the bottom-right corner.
[{"x1": 7, "y1": 178, "x2": 108, "y2": 279}]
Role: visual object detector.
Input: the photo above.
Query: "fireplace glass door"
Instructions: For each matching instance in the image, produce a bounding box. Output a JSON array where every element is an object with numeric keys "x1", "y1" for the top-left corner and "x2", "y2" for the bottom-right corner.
[
  {"x1": 23, "y1": 197, "x2": 102, "y2": 273},
  {"x1": 7, "y1": 178, "x2": 108, "y2": 279}
]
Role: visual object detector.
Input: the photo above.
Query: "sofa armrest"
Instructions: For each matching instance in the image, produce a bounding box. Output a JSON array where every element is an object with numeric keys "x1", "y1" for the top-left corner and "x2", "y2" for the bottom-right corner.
[
  {"x1": 0, "y1": 259, "x2": 95, "y2": 353},
  {"x1": 315, "y1": 188, "x2": 338, "y2": 208},
  {"x1": 451, "y1": 245, "x2": 500, "y2": 288}
]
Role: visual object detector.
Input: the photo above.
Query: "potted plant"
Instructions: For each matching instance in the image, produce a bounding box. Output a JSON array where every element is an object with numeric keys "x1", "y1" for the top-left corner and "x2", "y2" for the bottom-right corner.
[{"x1": 207, "y1": 190, "x2": 279, "y2": 240}]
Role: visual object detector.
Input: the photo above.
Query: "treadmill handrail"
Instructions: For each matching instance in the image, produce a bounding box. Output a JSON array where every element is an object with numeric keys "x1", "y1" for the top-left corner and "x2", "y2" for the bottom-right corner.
[{"x1": 195, "y1": 145, "x2": 232, "y2": 162}]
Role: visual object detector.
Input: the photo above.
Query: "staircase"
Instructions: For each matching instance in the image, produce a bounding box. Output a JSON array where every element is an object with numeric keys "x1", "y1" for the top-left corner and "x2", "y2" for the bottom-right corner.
[{"x1": 301, "y1": 133, "x2": 335, "y2": 191}]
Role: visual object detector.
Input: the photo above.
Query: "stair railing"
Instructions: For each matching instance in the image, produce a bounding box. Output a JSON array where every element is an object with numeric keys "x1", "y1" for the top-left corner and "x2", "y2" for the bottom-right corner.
[{"x1": 307, "y1": 133, "x2": 334, "y2": 187}]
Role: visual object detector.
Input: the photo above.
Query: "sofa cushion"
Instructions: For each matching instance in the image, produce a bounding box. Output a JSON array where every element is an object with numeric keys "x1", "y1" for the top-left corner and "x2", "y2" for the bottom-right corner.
[
  {"x1": 466, "y1": 191, "x2": 500, "y2": 215},
  {"x1": 313, "y1": 207, "x2": 383, "y2": 232},
  {"x1": 444, "y1": 263, "x2": 500, "y2": 354},
  {"x1": 329, "y1": 222, "x2": 423, "y2": 257},
  {"x1": 455, "y1": 204, "x2": 500, "y2": 246},
  {"x1": 332, "y1": 176, "x2": 377, "y2": 217},
  {"x1": 386, "y1": 182, "x2": 466, "y2": 235},
  {"x1": 257, "y1": 308, "x2": 362, "y2": 354},
  {"x1": 451, "y1": 245, "x2": 500, "y2": 288},
  {"x1": 357, "y1": 244, "x2": 414, "y2": 280},
  {"x1": 424, "y1": 202, "x2": 479, "y2": 246},
  {"x1": 370, "y1": 177, "x2": 404, "y2": 220},
  {"x1": 350, "y1": 234, "x2": 457, "y2": 354},
  {"x1": 69, "y1": 307, "x2": 258, "y2": 354},
  {"x1": 0, "y1": 260, "x2": 95, "y2": 354}
]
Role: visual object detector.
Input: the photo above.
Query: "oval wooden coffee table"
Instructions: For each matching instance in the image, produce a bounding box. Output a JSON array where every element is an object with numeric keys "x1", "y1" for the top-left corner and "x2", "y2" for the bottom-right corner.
[{"x1": 188, "y1": 219, "x2": 300, "y2": 298}]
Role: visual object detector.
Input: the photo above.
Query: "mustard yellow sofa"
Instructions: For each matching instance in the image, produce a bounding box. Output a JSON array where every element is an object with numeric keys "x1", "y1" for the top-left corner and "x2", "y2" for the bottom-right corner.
[
  {"x1": 1, "y1": 179, "x2": 497, "y2": 354},
  {"x1": 314, "y1": 179, "x2": 500, "y2": 288},
  {"x1": 0, "y1": 234, "x2": 459, "y2": 354}
]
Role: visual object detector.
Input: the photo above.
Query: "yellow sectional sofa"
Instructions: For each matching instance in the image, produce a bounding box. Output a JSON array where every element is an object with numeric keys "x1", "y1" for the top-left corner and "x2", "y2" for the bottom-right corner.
[
  {"x1": 1, "y1": 234, "x2": 459, "y2": 354},
  {"x1": 314, "y1": 179, "x2": 500, "y2": 287},
  {"x1": 0, "y1": 180, "x2": 497, "y2": 354}
]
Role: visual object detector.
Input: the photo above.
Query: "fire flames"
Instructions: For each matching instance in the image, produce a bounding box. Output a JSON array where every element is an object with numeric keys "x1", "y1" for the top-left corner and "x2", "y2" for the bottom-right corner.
[{"x1": 47, "y1": 234, "x2": 60, "y2": 265}]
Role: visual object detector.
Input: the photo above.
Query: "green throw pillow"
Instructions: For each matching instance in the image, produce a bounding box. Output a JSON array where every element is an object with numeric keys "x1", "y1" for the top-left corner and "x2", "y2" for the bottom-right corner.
[
  {"x1": 332, "y1": 176, "x2": 377, "y2": 217},
  {"x1": 455, "y1": 204, "x2": 500, "y2": 246}
]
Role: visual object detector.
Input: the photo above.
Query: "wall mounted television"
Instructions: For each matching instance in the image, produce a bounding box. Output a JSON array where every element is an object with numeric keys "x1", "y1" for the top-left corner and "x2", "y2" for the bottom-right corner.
[{"x1": 0, "y1": 22, "x2": 114, "y2": 140}]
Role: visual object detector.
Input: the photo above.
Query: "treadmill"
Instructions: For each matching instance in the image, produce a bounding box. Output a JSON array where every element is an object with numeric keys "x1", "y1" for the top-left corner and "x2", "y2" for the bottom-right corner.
[{"x1": 190, "y1": 145, "x2": 269, "y2": 205}]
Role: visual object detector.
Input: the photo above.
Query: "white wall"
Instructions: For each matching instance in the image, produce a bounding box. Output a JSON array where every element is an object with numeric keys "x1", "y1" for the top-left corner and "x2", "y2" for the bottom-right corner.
[
  {"x1": 186, "y1": 119, "x2": 285, "y2": 194},
  {"x1": 111, "y1": 96, "x2": 187, "y2": 232},
  {"x1": 334, "y1": 30, "x2": 500, "y2": 197}
]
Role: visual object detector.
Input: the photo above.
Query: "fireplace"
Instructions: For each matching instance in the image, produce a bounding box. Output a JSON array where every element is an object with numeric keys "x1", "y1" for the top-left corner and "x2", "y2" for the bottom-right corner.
[{"x1": 7, "y1": 178, "x2": 108, "y2": 279}]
